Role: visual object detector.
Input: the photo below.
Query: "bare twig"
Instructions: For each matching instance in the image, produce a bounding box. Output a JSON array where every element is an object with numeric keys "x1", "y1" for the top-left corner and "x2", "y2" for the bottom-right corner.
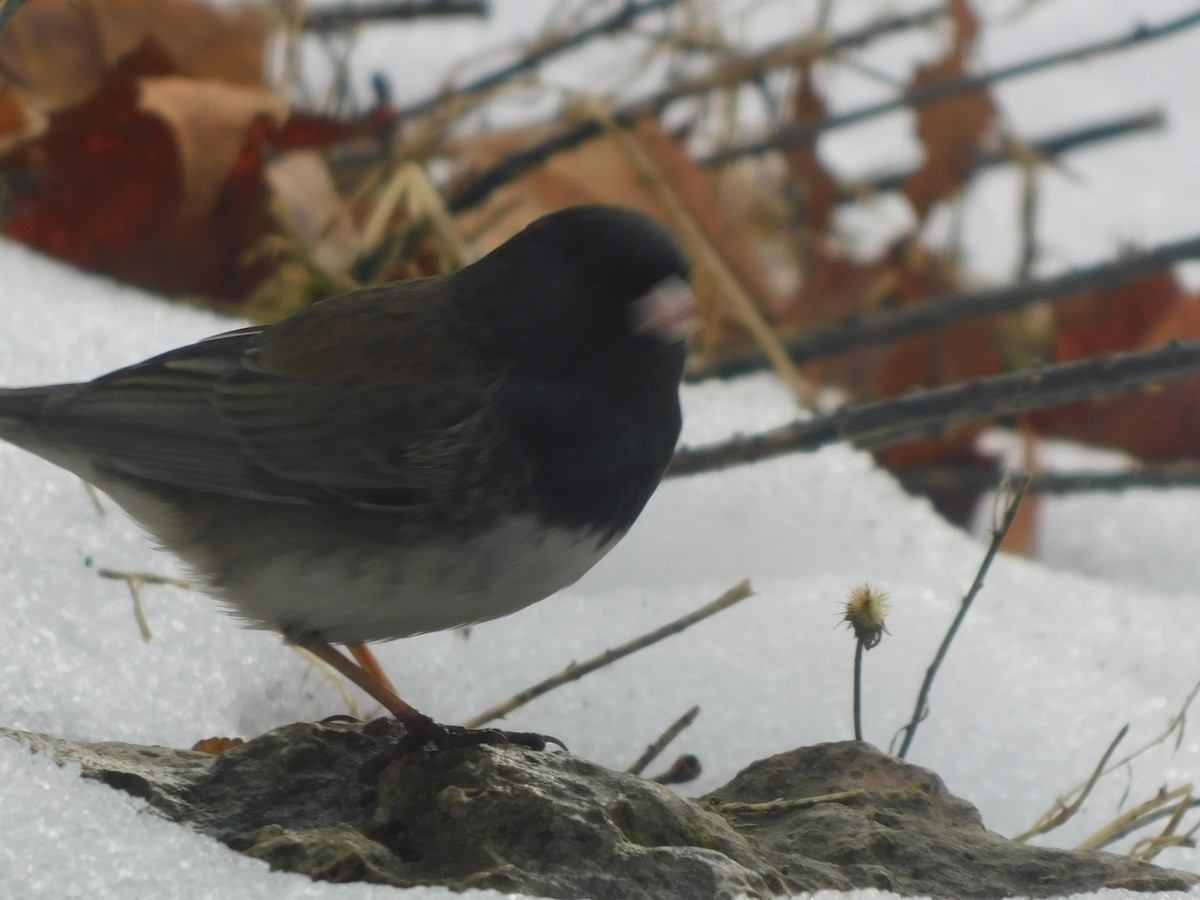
[
  {"x1": 669, "y1": 340, "x2": 1200, "y2": 478},
  {"x1": 691, "y1": 232, "x2": 1200, "y2": 381},
  {"x1": 896, "y1": 462, "x2": 1200, "y2": 498},
  {"x1": 445, "y1": 5, "x2": 944, "y2": 214},
  {"x1": 399, "y1": 0, "x2": 682, "y2": 118},
  {"x1": 301, "y1": 0, "x2": 486, "y2": 32},
  {"x1": 96, "y1": 568, "x2": 195, "y2": 642},
  {"x1": 1013, "y1": 724, "x2": 1130, "y2": 843},
  {"x1": 628, "y1": 705, "x2": 700, "y2": 775},
  {"x1": 837, "y1": 109, "x2": 1164, "y2": 203},
  {"x1": 895, "y1": 476, "x2": 1030, "y2": 759},
  {"x1": 464, "y1": 580, "x2": 754, "y2": 727},
  {"x1": 699, "y1": 9, "x2": 1200, "y2": 165}
]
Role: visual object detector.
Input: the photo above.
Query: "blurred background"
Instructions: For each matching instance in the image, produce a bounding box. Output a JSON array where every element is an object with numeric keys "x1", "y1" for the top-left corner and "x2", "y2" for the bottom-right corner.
[{"x1": 2, "y1": 0, "x2": 1200, "y2": 555}]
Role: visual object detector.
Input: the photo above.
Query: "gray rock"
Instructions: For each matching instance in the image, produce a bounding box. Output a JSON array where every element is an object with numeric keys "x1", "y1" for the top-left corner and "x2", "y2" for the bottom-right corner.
[{"x1": 3, "y1": 723, "x2": 1195, "y2": 898}]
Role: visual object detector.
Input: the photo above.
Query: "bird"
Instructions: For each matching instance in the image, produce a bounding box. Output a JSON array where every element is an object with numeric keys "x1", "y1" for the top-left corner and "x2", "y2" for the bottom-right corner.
[{"x1": 0, "y1": 204, "x2": 696, "y2": 750}]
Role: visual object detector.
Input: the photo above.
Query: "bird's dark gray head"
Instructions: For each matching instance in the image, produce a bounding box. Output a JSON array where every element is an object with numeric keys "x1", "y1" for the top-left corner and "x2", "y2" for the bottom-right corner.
[
  {"x1": 510, "y1": 204, "x2": 691, "y2": 299},
  {"x1": 455, "y1": 205, "x2": 693, "y2": 386}
]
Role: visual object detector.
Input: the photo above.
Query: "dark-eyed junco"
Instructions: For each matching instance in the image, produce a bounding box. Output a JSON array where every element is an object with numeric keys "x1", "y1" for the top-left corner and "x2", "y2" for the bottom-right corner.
[{"x1": 0, "y1": 204, "x2": 695, "y2": 749}]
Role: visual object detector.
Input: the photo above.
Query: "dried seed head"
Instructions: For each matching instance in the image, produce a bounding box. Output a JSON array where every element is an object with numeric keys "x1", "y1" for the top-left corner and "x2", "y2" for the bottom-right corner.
[{"x1": 843, "y1": 584, "x2": 889, "y2": 649}]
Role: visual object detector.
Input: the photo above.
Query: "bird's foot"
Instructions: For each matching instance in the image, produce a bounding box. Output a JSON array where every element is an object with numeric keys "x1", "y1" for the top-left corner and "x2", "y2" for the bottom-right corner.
[{"x1": 362, "y1": 716, "x2": 566, "y2": 779}]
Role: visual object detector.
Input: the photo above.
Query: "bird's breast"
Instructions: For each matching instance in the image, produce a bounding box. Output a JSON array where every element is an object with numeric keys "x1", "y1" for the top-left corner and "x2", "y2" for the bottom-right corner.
[{"x1": 209, "y1": 511, "x2": 621, "y2": 645}]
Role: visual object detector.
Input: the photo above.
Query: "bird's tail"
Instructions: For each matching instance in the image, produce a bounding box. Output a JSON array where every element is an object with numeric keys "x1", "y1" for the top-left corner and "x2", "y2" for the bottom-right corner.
[{"x1": 0, "y1": 386, "x2": 55, "y2": 437}]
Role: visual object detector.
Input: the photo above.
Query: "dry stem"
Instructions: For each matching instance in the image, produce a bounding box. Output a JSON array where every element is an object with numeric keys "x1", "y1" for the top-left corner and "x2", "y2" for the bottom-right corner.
[
  {"x1": 96, "y1": 568, "x2": 195, "y2": 643},
  {"x1": 628, "y1": 705, "x2": 700, "y2": 775},
  {"x1": 465, "y1": 579, "x2": 753, "y2": 727},
  {"x1": 713, "y1": 790, "x2": 863, "y2": 814},
  {"x1": 578, "y1": 95, "x2": 812, "y2": 405},
  {"x1": 894, "y1": 475, "x2": 1030, "y2": 759},
  {"x1": 1012, "y1": 724, "x2": 1130, "y2": 843}
]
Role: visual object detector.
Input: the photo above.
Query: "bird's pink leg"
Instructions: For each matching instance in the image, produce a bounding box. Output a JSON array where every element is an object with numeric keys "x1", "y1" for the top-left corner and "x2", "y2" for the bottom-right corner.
[
  {"x1": 302, "y1": 640, "x2": 431, "y2": 725},
  {"x1": 347, "y1": 642, "x2": 399, "y2": 694}
]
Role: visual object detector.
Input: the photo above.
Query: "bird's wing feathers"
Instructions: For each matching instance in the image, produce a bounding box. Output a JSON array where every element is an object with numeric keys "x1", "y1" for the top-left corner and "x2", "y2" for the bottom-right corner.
[{"x1": 41, "y1": 284, "x2": 502, "y2": 508}]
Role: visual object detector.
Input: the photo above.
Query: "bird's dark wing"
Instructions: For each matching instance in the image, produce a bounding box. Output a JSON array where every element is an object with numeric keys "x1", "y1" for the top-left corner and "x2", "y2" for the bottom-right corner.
[{"x1": 37, "y1": 281, "x2": 505, "y2": 509}]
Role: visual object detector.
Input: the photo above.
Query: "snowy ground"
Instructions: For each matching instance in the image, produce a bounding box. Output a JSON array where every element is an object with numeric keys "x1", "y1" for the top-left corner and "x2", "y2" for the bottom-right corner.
[
  {"x1": 3, "y1": 243, "x2": 1200, "y2": 899},
  {"x1": 4, "y1": 2, "x2": 1200, "y2": 899}
]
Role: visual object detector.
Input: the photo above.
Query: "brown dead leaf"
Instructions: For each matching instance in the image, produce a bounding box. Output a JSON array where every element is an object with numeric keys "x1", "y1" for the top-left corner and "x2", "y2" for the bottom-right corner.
[
  {"x1": 138, "y1": 75, "x2": 287, "y2": 226},
  {"x1": 785, "y1": 234, "x2": 1006, "y2": 528},
  {"x1": 0, "y1": 37, "x2": 278, "y2": 299},
  {"x1": 0, "y1": 0, "x2": 266, "y2": 112},
  {"x1": 1049, "y1": 271, "x2": 1180, "y2": 361},
  {"x1": 1031, "y1": 273, "x2": 1200, "y2": 461},
  {"x1": 0, "y1": 81, "x2": 36, "y2": 148},
  {"x1": 783, "y1": 63, "x2": 837, "y2": 239},
  {"x1": 1032, "y1": 375, "x2": 1200, "y2": 462},
  {"x1": 899, "y1": 0, "x2": 994, "y2": 220},
  {"x1": 879, "y1": 431, "x2": 994, "y2": 527}
]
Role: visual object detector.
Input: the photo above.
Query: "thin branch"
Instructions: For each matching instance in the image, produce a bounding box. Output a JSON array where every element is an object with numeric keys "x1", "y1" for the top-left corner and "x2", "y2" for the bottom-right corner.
[
  {"x1": 301, "y1": 0, "x2": 487, "y2": 32},
  {"x1": 670, "y1": 340, "x2": 1200, "y2": 478},
  {"x1": 896, "y1": 462, "x2": 1200, "y2": 498},
  {"x1": 627, "y1": 705, "x2": 700, "y2": 775},
  {"x1": 836, "y1": 109, "x2": 1164, "y2": 204},
  {"x1": 699, "y1": 8, "x2": 1200, "y2": 165},
  {"x1": 464, "y1": 580, "x2": 754, "y2": 727},
  {"x1": 691, "y1": 232, "x2": 1200, "y2": 381},
  {"x1": 399, "y1": 0, "x2": 682, "y2": 118},
  {"x1": 895, "y1": 476, "x2": 1030, "y2": 759},
  {"x1": 445, "y1": 5, "x2": 944, "y2": 214}
]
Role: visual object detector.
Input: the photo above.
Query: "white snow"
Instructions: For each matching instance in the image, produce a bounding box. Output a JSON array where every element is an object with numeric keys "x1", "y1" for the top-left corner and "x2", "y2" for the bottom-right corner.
[{"x1": 3, "y1": 2, "x2": 1200, "y2": 899}]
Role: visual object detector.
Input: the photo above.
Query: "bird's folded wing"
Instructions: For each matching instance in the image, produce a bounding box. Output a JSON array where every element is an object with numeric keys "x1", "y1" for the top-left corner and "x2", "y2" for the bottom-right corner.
[{"x1": 38, "y1": 295, "x2": 504, "y2": 509}]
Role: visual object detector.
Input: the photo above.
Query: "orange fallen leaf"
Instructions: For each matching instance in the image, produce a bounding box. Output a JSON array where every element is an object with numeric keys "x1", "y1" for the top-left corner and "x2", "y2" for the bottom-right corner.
[{"x1": 192, "y1": 736, "x2": 244, "y2": 755}]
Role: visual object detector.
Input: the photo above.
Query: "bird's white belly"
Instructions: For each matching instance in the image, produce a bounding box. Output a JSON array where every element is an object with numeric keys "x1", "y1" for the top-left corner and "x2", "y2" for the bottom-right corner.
[{"x1": 219, "y1": 514, "x2": 618, "y2": 644}]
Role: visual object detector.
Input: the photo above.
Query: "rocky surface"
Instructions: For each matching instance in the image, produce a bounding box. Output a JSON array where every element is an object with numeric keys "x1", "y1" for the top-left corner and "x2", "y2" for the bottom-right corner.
[{"x1": 4, "y1": 721, "x2": 1196, "y2": 899}]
